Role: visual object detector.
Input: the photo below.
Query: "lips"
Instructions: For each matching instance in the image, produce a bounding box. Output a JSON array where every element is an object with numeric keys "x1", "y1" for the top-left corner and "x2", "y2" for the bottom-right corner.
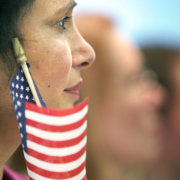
[{"x1": 64, "y1": 81, "x2": 83, "y2": 97}]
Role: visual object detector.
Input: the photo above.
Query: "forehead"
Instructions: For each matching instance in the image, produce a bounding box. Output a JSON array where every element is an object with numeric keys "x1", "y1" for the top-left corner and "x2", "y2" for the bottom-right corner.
[
  {"x1": 31, "y1": 0, "x2": 75, "y2": 16},
  {"x1": 21, "y1": 0, "x2": 76, "y2": 28},
  {"x1": 119, "y1": 42, "x2": 144, "y2": 77}
]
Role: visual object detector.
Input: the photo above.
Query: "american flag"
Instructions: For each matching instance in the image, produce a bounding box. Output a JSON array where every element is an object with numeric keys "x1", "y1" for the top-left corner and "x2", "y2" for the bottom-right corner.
[{"x1": 9, "y1": 64, "x2": 88, "y2": 180}]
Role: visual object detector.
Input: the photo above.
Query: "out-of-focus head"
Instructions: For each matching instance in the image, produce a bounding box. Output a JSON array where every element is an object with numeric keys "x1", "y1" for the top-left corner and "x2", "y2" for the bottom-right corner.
[
  {"x1": 113, "y1": 0, "x2": 180, "y2": 177},
  {"x1": 98, "y1": 37, "x2": 166, "y2": 165}
]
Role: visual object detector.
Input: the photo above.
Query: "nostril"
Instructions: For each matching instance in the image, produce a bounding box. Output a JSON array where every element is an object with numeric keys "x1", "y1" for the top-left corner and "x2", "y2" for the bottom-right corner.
[{"x1": 80, "y1": 62, "x2": 89, "y2": 67}]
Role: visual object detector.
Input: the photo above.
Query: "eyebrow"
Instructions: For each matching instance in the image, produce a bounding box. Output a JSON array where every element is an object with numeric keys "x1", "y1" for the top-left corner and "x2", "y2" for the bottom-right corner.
[
  {"x1": 68, "y1": 1, "x2": 77, "y2": 10},
  {"x1": 55, "y1": 1, "x2": 77, "y2": 15}
]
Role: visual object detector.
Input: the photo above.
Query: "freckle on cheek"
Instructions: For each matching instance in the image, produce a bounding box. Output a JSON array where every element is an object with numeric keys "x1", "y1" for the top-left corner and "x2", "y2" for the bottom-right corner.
[
  {"x1": 48, "y1": 85, "x2": 51, "y2": 88},
  {"x1": 35, "y1": 63, "x2": 40, "y2": 70}
]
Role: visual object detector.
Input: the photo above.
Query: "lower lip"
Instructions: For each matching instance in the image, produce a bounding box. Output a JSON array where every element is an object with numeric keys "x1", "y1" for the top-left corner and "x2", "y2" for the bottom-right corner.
[{"x1": 64, "y1": 90, "x2": 80, "y2": 97}]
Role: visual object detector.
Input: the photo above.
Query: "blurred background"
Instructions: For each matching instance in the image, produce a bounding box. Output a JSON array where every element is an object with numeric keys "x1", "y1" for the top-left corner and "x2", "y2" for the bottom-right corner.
[{"x1": 6, "y1": 0, "x2": 180, "y2": 180}]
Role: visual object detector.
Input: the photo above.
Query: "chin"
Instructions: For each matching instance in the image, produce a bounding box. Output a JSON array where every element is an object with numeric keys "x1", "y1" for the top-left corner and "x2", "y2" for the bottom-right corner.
[
  {"x1": 57, "y1": 92, "x2": 80, "y2": 109},
  {"x1": 45, "y1": 94, "x2": 80, "y2": 110},
  {"x1": 57, "y1": 99, "x2": 78, "y2": 110},
  {"x1": 136, "y1": 148, "x2": 164, "y2": 165},
  {"x1": 60, "y1": 103, "x2": 74, "y2": 110}
]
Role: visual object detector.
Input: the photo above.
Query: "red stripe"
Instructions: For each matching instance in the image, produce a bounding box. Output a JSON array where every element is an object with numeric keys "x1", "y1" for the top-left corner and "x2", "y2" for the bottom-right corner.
[
  {"x1": 27, "y1": 146, "x2": 86, "y2": 163},
  {"x1": 29, "y1": 177, "x2": 34, "y2": 180},
  {"x1": 27, "y1": 129, "x2": 86, "y2": 148},
  {"x1": 82, "y1": 175, "x2": 87, "y2": 180},
  {"x1": 25, "y1": 98, "x2": 88, "y2": 116},
  {"x1": 26, "y1": 115, "x2": 87, "y2": 132},
  {"x1": 26, "y1": 161, "x2": 86, "y2": 179}
]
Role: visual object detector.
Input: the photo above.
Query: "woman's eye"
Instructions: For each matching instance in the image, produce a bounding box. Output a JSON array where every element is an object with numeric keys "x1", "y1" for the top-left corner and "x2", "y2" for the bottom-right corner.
[{"x1": 56, "y1": 16, "x2": 71, "y2": 30}]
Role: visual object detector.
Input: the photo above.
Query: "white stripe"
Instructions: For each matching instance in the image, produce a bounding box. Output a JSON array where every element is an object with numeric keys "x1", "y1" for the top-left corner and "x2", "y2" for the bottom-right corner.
[
  {"x1": 26, "y1": 121, "x2": 87, "y2": 141},
  {"x1": 25, "y1": 105, "x2": 88, "y2": 126},
  {"x1": 27, "y1": 136, "x2": 87, "y2": 156},
  {"x1": 27, "y1": 168, "x2": 86, "y2": 180},
  {"x1": 24, "y1": 151, "x2": 86, "y2": 172}
]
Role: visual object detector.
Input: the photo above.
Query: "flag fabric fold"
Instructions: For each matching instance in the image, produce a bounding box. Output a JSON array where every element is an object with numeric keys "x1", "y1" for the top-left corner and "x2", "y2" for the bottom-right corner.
[{"x1": 9, "y1": 64, "x2": 88, "y2": 180}]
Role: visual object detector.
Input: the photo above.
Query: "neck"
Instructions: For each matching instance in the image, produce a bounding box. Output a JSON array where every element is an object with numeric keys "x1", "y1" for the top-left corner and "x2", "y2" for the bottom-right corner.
[
  {"x1": 0, "y1": 62, "x2": 21, "y2": 177},
  {"x1": 0, "y1": 164, "x2": 3, "y2": 180}
]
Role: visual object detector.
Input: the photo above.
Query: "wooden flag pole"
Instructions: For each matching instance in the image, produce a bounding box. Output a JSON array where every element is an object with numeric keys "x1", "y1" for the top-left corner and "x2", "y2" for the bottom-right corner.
[{"x1": 12, "y1": 38, "x2": 42, "y2": 107}]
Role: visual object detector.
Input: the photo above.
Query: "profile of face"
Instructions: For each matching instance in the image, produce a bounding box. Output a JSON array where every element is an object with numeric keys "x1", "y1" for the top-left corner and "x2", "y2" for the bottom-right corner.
[
  {"x1": 19, "y1": 0, "x2": 95, "y2": 109},
  {"x1": 89, "y1": 36, "x2": 166, "y2": 165}
]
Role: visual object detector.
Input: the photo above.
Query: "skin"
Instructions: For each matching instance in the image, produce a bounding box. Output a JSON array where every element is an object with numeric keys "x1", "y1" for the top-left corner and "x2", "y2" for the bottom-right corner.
[
  {"x1": 75, "y1": 15, "x2": 166, "y2": 180},
  {"x1": 0, "y1": 0, "x2": 95, "y2": 179}
]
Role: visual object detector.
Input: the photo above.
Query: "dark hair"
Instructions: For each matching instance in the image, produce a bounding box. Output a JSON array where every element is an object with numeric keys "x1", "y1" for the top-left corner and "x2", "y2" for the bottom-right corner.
[
  {"x1": 142, "y1": 47, "x2": 177, "y2": 93},
  {"x1": 0, "y1": 0, "x2": 34, "y2": 71},
  {"x1": 143, "y1": 47, "x2": 180, "y2": 117}
]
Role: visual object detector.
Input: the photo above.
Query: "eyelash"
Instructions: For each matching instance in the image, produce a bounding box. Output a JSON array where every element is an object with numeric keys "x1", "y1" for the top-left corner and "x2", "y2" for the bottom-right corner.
[{"x1": 56, "y1": 16, "x2": 71, "y2": 30}]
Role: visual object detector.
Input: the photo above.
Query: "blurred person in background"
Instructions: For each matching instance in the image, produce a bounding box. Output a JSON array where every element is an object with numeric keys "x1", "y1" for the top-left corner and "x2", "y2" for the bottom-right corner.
[
  {"x1": 74, "y1": 3, "x2": 167, "y2": 179},
  {"x1": 121, "y1": 0, "x2": 180, "y2": 179}
]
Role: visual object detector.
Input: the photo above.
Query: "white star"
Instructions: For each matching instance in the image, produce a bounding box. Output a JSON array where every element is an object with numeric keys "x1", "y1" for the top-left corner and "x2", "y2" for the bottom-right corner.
[
  {"x1": 18, "y1": 112, "x2": 22, "y2": 117},
  {"x1": 13, "y1": 96, "x2": 15, "y2": 102},
  {"x1": 20, "y1": 94, "x2": 23, "y2": 99},
  {"x1": 17, "y1": 101, "x2": 21, "y2": 106},
  {"x1": 20, "y1": 133, "x2": 23, "y2": 138},
  {"x1": 21, "y1": 69, "x2": 23, "y2": 73},
  {"x1": 11, "y1": 91, "x2": 14, "y2": 95},
  {"x1": 19, "y1": 123, "x2": 23, "y2": 128},
  {"x1": 32, "y1": 97, "x2": 35, "y2": 102},
  {"x1": 20, "y1": 86, "x2": 24, "y2": 91},
  {"x1": 21, "y1": 77, "x2": 24, "y2": 82},
  {"x1": 15, "y1": 93, "x2": 18, "y2": 98},
  {"x1": 26, "y1": 87, "x2": 30, "y2": 92},
  {"x1": 22, "y1": 144, "x2": 24, "y2": 148},
  {"x1": 16, "y1": 75, "x2": 19, "y2": 81},
  {"x1": 16, "y1": 84, "x2": 19, "y2": 89},
  {"x1": 14, "y1": 104, "x2": 18, "y2": 110},
  {"x1": 25, "y1": 96, "x2": 29, "y2": 100},
  {"x1": 12, "y1": 83, "x2": 14, "y2": 88},
  {"x1": 16, "y1": 115, "x2": 19, "y2": 119}
]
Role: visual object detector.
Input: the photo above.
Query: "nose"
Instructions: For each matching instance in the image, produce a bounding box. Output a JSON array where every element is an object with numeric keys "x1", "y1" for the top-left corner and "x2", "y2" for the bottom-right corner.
[
  {"x1": 139, "y1": 70, "x2": 166, "y2": 110},
  {"x1": 141, "y1": 80, "x2": 167, "y2": 111},
  {"x1": 71, "y1": 29, "x2": 95, "y2": 69},
  {"x1": 145, "y1": 84, "x2": 167, "y2": 110}
]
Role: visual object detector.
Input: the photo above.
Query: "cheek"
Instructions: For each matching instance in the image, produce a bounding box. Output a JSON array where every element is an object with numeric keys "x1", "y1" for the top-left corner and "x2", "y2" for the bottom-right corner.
[
  {"x1": 23, "y1": 40, "x2": 72, "y2": 103},
  {"x1": 101, "y1": 99, "x2": 147, "y2": 158}
]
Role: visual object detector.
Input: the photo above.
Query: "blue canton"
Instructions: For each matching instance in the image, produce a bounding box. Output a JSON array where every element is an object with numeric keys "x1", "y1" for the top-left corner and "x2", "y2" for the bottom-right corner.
[{"x1": 9, "y1": 64, "x2": 46, "y2": 153}]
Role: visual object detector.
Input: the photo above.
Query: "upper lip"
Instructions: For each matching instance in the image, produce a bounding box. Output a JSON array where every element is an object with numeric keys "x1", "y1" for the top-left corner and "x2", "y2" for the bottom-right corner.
[{"x1": 64, "y1": 81, "x2": 83, "y2": 91}]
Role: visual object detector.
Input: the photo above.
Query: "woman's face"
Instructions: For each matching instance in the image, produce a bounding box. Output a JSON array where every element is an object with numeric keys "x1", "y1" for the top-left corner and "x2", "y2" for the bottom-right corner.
[{"x1": 20, "y1": 0, "x2": 95, "y2": 109}]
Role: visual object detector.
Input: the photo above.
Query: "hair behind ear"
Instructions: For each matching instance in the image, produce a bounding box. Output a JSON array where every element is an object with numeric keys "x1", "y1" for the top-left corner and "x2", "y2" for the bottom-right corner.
[{"x1": 0, "y1": 0, "x2": 34, "y2": 72}]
